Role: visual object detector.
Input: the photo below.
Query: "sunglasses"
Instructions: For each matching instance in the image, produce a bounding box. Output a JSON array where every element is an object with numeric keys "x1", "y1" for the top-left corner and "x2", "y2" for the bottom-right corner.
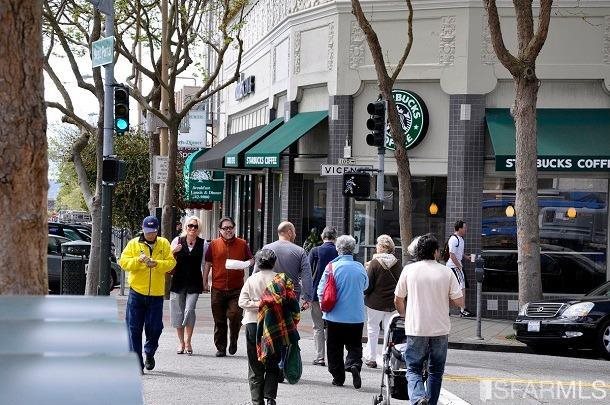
[
  {"x1": 187, "y1": 224, "x2": 199, "y2": 229},
  {"x1": 220, "y1": 226, "x2": 234, "y2": 231}
]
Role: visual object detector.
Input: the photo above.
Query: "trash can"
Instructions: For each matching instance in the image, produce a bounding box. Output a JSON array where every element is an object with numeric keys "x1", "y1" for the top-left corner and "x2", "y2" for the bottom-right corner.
[{"x1": 60, "y1": 241, "x2": 91, "y2": 295}]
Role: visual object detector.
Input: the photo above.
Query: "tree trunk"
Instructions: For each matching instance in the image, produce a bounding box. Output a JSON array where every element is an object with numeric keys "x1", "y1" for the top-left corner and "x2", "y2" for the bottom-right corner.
[
  {"x1": 0, "y1": 0, "x2": 48, "y2": 294},
  {"x1": 85, "y1": 197, "x2": 103, "y2": 294},
  {"x1": 161, "y1": 123, "x2": 179, "y2": 240},
  {"x1": 514, "y1": 76, "x2": 543, "y2": 305},
  {"x1": 395, "y1": 146, "x2": 413, "y2": 265}
]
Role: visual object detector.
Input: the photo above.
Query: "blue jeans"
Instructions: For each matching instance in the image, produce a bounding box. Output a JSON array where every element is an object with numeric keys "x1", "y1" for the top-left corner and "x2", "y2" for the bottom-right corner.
[
  {"x1": 126, "y1": 289, "x2": 164, "y2": 370},
  {"x1": 403, "y1": 335, "x2": 448, "y2": 405}
]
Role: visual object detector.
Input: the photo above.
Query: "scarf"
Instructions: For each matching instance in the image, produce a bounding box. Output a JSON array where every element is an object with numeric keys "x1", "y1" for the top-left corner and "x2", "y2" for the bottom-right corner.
[{"x1": 256, "y1": 273, "x2": 301, "y2": 363}]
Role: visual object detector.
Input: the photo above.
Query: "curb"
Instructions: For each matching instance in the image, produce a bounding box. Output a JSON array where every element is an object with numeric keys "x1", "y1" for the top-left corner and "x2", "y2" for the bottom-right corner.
[{"x1": 448, "y1": 341, "x2": 530, "y2": 353}]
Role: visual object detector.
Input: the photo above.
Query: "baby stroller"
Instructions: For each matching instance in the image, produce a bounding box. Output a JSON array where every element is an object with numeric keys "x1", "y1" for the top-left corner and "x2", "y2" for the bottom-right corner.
[{"x1": 372, "y1": 314, "x2": 427, "y2": 405}]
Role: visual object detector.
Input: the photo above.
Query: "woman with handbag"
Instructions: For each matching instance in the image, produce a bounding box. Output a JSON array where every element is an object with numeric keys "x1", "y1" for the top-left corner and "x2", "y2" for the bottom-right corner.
[
  {"x1": 317, "y1": 235, "x2": 368, "y2": 390},
  {"x1": 363, "y1": 234, "x2": 402, "y2": 369},
  {"x1": 169, "y1": 215, "x2": 206, "y2": 355}
]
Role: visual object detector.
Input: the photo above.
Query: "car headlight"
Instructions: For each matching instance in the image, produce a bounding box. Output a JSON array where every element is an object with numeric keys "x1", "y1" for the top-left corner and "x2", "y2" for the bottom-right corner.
[
  {"x1": 561, "y1": 302, "x2": 594, "y2": 318},
  {"x1": 518, "y1": 303, "x2": 529, "y2": 316}
]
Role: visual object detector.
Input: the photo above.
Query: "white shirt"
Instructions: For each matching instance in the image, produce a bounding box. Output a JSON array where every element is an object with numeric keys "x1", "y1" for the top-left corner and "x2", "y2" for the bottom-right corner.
[
  {"x1": 394, "y1": 260, "x2": 462, "y2": 336},
  {"x1": 445, "y1": 234, "x2": 464, "y2": 269}
]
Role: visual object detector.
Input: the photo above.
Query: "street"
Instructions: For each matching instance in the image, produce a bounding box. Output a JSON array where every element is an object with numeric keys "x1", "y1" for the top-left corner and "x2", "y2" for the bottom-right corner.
[
  {"x1": 113, "y1": 293, "x2": 610, "y2": 405},
  {"x1": 442, "y1": 349, "x2": 610, "y2": 404}
]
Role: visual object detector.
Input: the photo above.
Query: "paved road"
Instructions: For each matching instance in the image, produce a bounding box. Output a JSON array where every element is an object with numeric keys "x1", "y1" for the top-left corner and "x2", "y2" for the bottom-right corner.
[{"x1": 442, "y1": 349, "x2": 610, "y2": 404}]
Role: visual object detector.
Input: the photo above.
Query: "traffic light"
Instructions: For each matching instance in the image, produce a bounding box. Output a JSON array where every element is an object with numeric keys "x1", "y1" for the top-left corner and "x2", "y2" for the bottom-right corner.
[
  {"x1": 366, "y1": 100, "x2": 386, "y2": 147},
  {"x1": 342, "y1": 173, "x2": 371, "y2": 198},
  {"x1": 114, "y1": 84, "x2": 129, "y2": 134}
]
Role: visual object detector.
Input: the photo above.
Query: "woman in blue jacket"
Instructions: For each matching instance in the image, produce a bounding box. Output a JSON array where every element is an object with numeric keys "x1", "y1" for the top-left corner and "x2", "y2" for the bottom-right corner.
[{"x1": 317, "y1": 235, "x2": 368, "y2": 390}]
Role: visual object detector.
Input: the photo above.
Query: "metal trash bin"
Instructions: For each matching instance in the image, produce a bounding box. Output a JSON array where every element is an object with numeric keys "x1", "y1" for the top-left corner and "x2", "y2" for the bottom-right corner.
[{"x1": 60, "y1": 241, "x2": 91, "y2": 295}]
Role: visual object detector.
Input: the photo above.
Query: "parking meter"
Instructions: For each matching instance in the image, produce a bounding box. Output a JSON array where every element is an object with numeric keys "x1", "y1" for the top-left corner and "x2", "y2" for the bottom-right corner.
[{"x1": 475, "y1": 255, "x2": 485, "y2": 283}]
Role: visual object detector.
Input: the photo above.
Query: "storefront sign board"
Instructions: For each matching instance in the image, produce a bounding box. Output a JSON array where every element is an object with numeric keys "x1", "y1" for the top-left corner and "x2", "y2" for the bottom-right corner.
[
  {"x1": 497, "y1": 156, "x2": 610, "y2": 172},
  {"x1": 386, "y1": 89, "x2": 429, "y2": 151}
]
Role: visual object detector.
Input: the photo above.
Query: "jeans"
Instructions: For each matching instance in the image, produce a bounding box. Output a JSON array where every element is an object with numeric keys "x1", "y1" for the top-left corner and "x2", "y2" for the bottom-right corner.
[
  {"x1": 310, "y1": 301, "x2": 326, "y2": 361},
  {"x1": 246, "y1": 323, "x2": 280, "y2": 404},
  {"x1": 126, "y1": 289, "x2": 164, "y2": 370},
  {"x1": 403, "y1": 335, "x2": 448, "y2": 405}
]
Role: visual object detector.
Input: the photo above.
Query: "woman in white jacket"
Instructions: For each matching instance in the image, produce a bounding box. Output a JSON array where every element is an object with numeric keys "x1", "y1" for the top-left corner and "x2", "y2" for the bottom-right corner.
[{"x1": 238, "y1": 249, "x2": 280, "y2": 405}]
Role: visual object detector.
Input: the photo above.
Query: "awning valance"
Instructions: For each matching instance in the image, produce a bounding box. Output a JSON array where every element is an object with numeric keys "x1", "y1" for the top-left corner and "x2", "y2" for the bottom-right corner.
[
  {"x1": 192, "y1": 126, "x2": 260, "y2": 170},
  {"x1": 244, "y1": 111, "x2": 328, "y2": 168},
  {"x1": 224, "y1": 117, "x2": 284, "y2": 168},
  {"x1": 486, "y1": 108, "x2": 610, "y2": 171}
]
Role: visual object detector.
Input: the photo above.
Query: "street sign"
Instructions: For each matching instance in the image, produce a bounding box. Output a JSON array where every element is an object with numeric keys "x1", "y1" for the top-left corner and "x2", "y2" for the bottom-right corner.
[
  {"x1": 320, "y1": 164, "x2": 372, "y2": 176},
  {"x1": 153, "y1": 156, "x2": 169, "y2": 184},
  {"x1": 337, "y1": 158, "x2": 356, "y2": 165},
  {"x1": 91, "y1": 36, "x2": 114, "y2": 68}
]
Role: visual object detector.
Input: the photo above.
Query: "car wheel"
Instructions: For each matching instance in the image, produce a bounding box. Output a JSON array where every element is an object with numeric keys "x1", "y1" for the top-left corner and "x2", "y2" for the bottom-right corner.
[{"x1": 596, "y1": 320, "x2": 610, "y2": 360}]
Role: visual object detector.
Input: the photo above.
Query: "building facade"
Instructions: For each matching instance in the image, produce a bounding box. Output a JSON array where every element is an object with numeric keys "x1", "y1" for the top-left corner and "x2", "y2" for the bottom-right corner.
[{"x1": 189, "y1": 0, "x2": 610, "y2": 318}]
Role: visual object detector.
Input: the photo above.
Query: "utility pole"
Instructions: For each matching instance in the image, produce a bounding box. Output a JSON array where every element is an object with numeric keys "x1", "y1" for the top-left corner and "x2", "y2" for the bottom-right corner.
[
  {"x1": 158, "y1": 0, "x2": 169, "y2": 209},
  {"x1": 89, "y1": 0, "x2": 115, "y2": 295}
]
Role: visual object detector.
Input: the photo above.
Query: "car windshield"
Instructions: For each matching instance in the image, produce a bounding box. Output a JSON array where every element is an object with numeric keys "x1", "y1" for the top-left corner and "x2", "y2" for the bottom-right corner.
[{"x1": 585, "y1": 281, "x2": 610, "y2": 297}]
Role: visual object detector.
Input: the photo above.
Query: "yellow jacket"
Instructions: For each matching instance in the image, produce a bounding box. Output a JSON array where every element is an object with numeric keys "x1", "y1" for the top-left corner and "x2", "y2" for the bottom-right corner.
[{"x1": 119, "y1": 235, "x2": 176, "y2": 296}]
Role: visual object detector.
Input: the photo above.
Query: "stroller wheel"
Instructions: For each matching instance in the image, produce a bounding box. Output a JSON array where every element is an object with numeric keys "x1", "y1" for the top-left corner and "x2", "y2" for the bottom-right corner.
[{"x1": 372, "y1": 394, "x2": 382, "y2": 405}]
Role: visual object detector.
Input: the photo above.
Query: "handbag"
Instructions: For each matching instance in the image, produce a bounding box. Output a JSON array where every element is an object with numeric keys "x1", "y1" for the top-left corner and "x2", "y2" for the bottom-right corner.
[
  {"x1": 320, "y1": 263, "x2": 338, "y2": 312},
  {"x1": 283, "y1": 342, "x2": 302, "y2": 384}
]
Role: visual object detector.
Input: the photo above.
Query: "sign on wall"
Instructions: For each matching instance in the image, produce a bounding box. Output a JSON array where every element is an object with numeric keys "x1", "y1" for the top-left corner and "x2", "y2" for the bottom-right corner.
[
  {"x1": 386, "y1": 89, "x2": 429, "y2": 151},
  {"x1": 185, "y1": 169, "x2": 224, "y2": 202},
  {"x1": 497, "y1": 156, "x2": 610, "y2": 172}
]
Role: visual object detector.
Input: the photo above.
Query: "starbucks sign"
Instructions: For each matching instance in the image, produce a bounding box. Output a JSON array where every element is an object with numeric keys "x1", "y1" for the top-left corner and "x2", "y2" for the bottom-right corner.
[{"x1": 385, "y1": 89, "x2": 429, "y2": 151}]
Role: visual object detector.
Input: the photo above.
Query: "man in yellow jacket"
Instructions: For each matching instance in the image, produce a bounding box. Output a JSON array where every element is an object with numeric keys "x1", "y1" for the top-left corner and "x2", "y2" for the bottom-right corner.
[{"x1": 119, "y1": 215, "x2": 176, "y2": 373}]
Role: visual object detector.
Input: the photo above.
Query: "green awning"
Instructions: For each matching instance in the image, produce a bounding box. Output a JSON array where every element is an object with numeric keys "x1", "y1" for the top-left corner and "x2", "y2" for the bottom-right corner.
[
  {"x1": 183, "y1": 149, "x2": 224, "y2": 202},
  {"x1": 486, "y1": 108, "x2": 610, "y2": 171},
  {"x1": 244, "y1": 111, "x2": 328, "y2": 168},
  {"x1": 224, "y1": 117, "x2": 284, "y2": 167}
]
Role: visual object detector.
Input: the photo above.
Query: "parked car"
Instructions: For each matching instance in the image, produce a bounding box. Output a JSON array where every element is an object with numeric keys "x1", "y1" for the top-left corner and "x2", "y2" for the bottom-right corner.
[
  {"x1": 513, "y1": 281, "x2": 610, "y2": 359},
  {"x1": 47, "y1": 234, "x2": 121, "y2": 294},
  {"x1": 48, "y1": 222, "x2": 91, "y2": 242}
]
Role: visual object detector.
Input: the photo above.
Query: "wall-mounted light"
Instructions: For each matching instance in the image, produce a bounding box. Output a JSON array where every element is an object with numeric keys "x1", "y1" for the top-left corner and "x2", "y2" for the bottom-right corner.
[
  {"x1": 429, "y1": 202, "x2": 439, "y2": 215},
  {"x1": 505, "y1": 204, "x2": 515, "y2": 217},
  {"x1": 566, "y1": 207, "x2": 577, "y2": 219}
]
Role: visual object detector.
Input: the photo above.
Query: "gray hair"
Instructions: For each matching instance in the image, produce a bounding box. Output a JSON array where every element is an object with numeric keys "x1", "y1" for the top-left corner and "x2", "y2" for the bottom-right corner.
[
  {"x1": 407, "y1": 236, "x2": 421, "y2": 257},
  {"x1": 335, "y1": 235, "x2": 356, "y2": 255},
  {"x1": 320, "y1": 226, "x2": 338, "y2": 241},
  {"x1": 376, "y1": 234, "x2": 395, "y2": 253},
  {"x1": 255, "y1": 249, "x2": 277, "y2": 270}
]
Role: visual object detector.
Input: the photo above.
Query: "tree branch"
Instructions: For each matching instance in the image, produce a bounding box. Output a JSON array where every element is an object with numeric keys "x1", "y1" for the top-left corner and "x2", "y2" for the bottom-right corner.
[
  {"x1": 483, "y1": 0, "x2": 521, "y2": 76},
  {"x1": 390, "y1": 0, "x2": 413, "y2": 83}
]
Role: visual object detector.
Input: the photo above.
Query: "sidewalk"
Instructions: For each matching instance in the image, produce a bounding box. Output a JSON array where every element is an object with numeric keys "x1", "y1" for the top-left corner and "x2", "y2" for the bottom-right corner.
[{"x1": 112, "y1": 290, "x2": 527, "y2": 353}]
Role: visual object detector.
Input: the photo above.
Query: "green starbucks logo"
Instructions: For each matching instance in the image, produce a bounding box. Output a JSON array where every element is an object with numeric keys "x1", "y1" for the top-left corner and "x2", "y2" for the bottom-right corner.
[{"x1": 385, "y1": 89, "x2": 429, "y2": 150}]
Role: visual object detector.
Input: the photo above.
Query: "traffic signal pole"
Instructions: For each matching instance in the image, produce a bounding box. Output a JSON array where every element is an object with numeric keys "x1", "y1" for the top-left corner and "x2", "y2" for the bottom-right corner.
[
  {"x1": 99, "y1": 4, "x2": 115, "y2": 295},
  {"x1": 376, "y1": 145, "x2": 385, "y2": 236}
]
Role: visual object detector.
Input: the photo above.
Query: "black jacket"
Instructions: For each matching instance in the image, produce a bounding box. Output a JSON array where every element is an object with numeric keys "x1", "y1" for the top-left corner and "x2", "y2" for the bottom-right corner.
[{"x1": 169, "y1": 236, "x2": 205, "y2": 294}]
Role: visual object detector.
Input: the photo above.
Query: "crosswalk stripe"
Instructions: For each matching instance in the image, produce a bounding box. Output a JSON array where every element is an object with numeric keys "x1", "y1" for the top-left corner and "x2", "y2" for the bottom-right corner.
[{"x1": 439, "y1": 387, "x2": 471, "y2": 405}]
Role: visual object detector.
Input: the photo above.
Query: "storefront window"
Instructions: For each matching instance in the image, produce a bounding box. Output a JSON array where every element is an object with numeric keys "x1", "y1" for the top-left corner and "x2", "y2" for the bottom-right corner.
[
  {"x1": 482, "y1": 177, "x2": 608, "y2": 294},
  {"x1": 351, "y1": 176, "x2": 447, "y2": 264},
  {"x1": 301, "y1": 175, "x2": 326, "y2": 243}
]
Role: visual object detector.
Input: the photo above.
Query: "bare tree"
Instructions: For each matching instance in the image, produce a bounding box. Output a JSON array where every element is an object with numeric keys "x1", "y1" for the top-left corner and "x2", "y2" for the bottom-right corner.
[
  {"x1": 0, "y1": 0, "x2": 48, "y2": 294},
  {"x1": 484, "y1": 1, "x2": 553, "y2": 305},
  {"x1": 115, "y1": 0, "x2": 247, "y2": 240},
  {"x1": 351, "y1": 0, "x2": 414, "y2": 264}
]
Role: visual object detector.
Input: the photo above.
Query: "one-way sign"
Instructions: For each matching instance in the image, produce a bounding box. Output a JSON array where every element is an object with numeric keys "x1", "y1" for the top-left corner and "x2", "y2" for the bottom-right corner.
[{"x1": 320, "y1": 164, "x2": 372, "y2": 176}]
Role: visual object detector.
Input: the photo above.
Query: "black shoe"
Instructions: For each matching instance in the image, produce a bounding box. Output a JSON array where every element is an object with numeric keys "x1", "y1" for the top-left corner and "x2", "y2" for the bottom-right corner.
[
  {"x1": 364, "y1": 360, "x2": 377, "y2": 368},
  {"x1": 331, "y1": 378, "x2": 344, "y2": 387},
  {"x1": 350, "y1": 366, "x2": 361, "y2": 389},
  {"x1": 414, "y1": 397, "x2": 429, "y2": 405},
  {"x1": 460, "y1": 309, "x2": 473, "y2": 317},
  {"x1": 228, "y1": 342, "x2": 237, "y2": 355},
  {"x1": 266, "y1": 399, "x2": 277, "y2": 405},
  {"x1": 144, "y1": 354, "x2": 155, "y2": 371},
  {"x1": 278, "y1": 369, "x2": 285, "y2": 383},
  {"x1": 215, "y1": 350, "x2": 226, "y2": 357},
  {"x1": 312, "y1": 358, "x2": 325, "y2": 366}
]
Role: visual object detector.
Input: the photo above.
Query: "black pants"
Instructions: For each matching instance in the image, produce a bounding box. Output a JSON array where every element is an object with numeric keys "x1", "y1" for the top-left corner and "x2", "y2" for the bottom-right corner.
[
  {"x1": 326, "y1": 320, "x2": 364, "y2": 384},
  {"x1": 211, "y1": 288, "x2": 243, "y2": 352},
  {"x1": 246, "y1": 323, "x2": 280, "y2": 405}
]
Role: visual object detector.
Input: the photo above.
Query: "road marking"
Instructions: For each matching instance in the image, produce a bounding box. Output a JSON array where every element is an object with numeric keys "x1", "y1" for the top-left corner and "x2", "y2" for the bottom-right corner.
[
  {"x1": 444, "y1": 374, "x2": 610, "y2": 389},
  {"x1": 439, "y1": 388, "x2": 471, "y2": 405}
]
